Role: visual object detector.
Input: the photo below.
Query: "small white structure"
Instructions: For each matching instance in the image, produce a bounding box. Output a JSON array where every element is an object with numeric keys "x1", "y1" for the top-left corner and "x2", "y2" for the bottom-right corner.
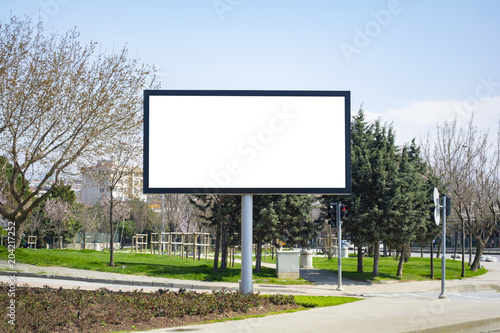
[
  {"x1": 276, "y1": 251, "x2": 300, "y2": 279},
  {"x1": 300, "y1": 249, "x2": 313, "y2": 269}
]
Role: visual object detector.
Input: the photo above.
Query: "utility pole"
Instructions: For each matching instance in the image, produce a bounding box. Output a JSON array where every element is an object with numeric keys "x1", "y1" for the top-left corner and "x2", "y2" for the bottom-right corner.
[
  {"x1": 439, "y1": 194, "x2": 450, "y2": 299},
  {"x1": 337, "y1": 201, "x2": 343, "y2": 291}
]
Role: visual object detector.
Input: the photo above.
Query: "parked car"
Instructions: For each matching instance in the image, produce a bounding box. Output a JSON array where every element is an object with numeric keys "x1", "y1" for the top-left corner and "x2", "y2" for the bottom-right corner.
[{"x1": 341, "y1": 240, "x2": 354, "y2": 249}]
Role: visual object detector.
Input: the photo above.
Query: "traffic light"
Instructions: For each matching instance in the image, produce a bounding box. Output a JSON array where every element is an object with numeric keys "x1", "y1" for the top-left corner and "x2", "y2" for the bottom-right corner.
[
  {"x1": 340, "y1": 204, "x2": 349, "y2": 221},
  {"x1": 329, "y1": 202, "x2": 336, "y2": 228}
]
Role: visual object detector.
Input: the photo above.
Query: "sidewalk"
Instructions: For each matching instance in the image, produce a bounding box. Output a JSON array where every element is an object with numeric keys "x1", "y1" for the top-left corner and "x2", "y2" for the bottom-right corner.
[
  {"x1": 2, "y1": 260, "x2": 499, "y2": 296},
  {"x1": 1, "y1": 260, "x2": 500, "y2": 332}
]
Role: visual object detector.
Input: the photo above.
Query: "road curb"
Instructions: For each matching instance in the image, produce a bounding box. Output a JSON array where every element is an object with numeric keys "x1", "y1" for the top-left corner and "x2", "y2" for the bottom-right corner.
[
  {"x1": 2, "y1": 269, "x2": 499, "y2": 295},
  {"x1": 0, "y1": 271, "x2": 239, "y2": 291},
  {"x1": 404, "y1": 316, "x2": 500, "y2": 333}
]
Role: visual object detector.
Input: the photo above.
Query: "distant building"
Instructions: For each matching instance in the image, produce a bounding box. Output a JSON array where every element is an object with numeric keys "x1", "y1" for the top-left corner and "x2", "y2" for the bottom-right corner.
[
  {"x1": 29, "y1": 176, "x2": 81, "y2": 202},
  {"x1": 67, "y1": 179, "x2": 82, "y2": 203},
  {"x1": 80, "y1": 160, "x2": 145, "y2": 205},
  {"x1": 28, "y1": 175, "x2": 56, "y2": 197}
]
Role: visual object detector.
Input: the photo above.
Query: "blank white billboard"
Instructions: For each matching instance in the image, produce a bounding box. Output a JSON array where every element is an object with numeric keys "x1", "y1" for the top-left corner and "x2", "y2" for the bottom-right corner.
[{"x1": 143, "y1": 90, "x2": 351, "y2": 194}]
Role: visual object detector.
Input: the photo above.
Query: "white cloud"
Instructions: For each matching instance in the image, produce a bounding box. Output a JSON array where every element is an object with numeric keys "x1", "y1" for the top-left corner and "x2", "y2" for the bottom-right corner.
[{"x1": 363, "y1": 96, "x2": 500, "y2": 146}]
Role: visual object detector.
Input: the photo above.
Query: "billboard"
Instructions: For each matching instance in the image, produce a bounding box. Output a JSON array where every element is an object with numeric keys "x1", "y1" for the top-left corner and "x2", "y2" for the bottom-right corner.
[{"x1": 143, "y1": 90, "x2": 351, "y2": 194}]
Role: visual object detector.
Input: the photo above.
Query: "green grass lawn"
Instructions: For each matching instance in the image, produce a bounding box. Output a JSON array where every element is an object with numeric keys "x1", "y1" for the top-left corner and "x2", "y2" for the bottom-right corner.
[
  {"x1": 293, "y1": 295, "x2": 361, "y2": 307},
  {"x1": 0, "y1": 248, "x2": 309, "y2": 285},
  {"x1": 234, "y1": 253, "x2": 277, "y2": 264},
  {"x1": 313, "y1": 255, "x2": 487, "y2": 282},
  {"x1": 1, "y1": 248, "x2": 487, "y2": 284},
  {"x1": 207, "y1": 295, "x2": 362, "y2": 324}
]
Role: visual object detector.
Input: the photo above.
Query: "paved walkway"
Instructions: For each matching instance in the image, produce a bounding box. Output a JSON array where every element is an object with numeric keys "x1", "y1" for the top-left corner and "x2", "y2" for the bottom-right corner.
[{"x1": 1, "y1": 260, "x2": 500, "y2": 332}]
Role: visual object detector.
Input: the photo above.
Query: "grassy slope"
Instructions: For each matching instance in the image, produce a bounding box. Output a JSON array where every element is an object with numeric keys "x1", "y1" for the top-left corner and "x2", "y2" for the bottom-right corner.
[
  {"x1": 0, "y1": 248, "x2": 309, "y2": 284},
  {"x1": 0, "y1": 248, "x2": 487, "y2": 284}
]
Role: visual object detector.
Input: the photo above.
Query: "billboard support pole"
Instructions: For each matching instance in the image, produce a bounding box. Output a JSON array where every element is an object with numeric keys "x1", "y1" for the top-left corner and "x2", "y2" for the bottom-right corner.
[
  {"x1": 161, "y1": 194, "x2": 165, "y2": 255},
  {"x1": 241, "y1": 195, "x2": 253, "y2": 294}
]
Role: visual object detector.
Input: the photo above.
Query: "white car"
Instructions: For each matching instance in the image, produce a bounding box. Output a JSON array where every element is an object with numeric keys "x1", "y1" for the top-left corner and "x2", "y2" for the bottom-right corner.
[{"x1": 481, "y1": 255, "x2": 498, "y2": 262}]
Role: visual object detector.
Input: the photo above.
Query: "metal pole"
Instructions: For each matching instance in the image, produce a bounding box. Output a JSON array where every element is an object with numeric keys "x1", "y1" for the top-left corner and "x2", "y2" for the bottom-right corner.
[
  {"x1": 337, "y1": 201, "x2": 343, "y2": 291},
  {"x1": 439, "y1": 194, "x2": 447, "y2": 299},
  {"x1": 241, "y1": 195, "x2": 253, "y2": 294},
  {"x1": 161, "y1": 194, "x2": 165, "y2": 255}
]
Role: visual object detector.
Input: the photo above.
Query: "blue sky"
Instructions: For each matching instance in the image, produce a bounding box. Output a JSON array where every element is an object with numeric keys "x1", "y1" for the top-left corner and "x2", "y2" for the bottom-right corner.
[{"x1": 2, "y1": 0, "x2": 499, "y2": 145}]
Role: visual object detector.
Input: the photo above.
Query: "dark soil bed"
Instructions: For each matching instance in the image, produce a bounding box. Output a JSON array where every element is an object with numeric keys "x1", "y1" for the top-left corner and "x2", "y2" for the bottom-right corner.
[{"x1": 0, "y1": 283, "x2": 300, "y2": 333}]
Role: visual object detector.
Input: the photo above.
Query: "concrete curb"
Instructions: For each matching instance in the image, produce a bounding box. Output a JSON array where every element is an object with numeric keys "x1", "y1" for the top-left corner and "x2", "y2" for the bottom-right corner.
[
  {"x1": 1, "y1": 270, "x2": 310, "y2": 294},
  {"x1": 3, "y1": 269, "x2": 500, "y2": 296},
  {"x1": 404, "y1": 316, "x2": 500, "y2": 333},
  {"x1": 0, "y1": 270, "x2": 241, "y2": 292}
]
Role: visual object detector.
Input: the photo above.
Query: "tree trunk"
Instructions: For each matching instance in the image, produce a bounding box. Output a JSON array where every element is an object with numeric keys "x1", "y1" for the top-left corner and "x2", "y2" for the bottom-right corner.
[
  {"x1": 255, "y1": 239, "x2": 263, "y2": 273},
  {"x1": 109, "y1": 191, "x2": 114, "y2": 267},
  {"x1": 231, "y1": 246, "x2": 235, "y2": 267},
  {"x1": 468, "y1": 231, "x2": 473, "y2": 266},
  {"x1": 404, "y1": 246, "x2": 411, "y2": 262},
  {"x1": 383, "y1": 243, "x2": 388, "y2": 257},
  {"x1": 327, "y1": 226, "x2": 333, "y2": 259},
  {"x1": 120, "y1": 220, "x2": 125, "y2": 250},
  {"x1": 420, "y1": 245, "x2": 423, "y2": 257},
  {"x1": 470, "y1": 239, "x2": 485, "y2": 272},
  {"x1": 357, "y1": 245, "x2": 363, "y2": 273},
  {"x1": 220, "y1": 235, "x2": 228, "y2": 271},
  {"x1": 372, "y1": 242, "x2": 380, "y2": 277},
  {"x1": 436, "y1": 240, "x2": 441, "y2": 258},
  {"x1": 213, "y1": 218, "x2": 221, "y2": 272},
  {"x1": 396, "y1": 245, "x2": 404, "y2": 277},
  {"x1": 461, "y1": 219, "x2": 465, "y2": 277},
  {"x1": 430, "y1": 240, "x2": 434, "y2": 279},
  {"x1": 453, "y1": 229, "x2": 458, "y2": 260},
  {"x1": 14, "y1": 216, "x2": 29, "y2": 249}
]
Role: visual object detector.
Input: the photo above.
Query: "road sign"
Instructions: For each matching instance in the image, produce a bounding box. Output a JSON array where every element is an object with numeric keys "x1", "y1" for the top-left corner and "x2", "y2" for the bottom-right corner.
[{"x1": 433, "y1": 187, "x2": 440, "y2": 225}]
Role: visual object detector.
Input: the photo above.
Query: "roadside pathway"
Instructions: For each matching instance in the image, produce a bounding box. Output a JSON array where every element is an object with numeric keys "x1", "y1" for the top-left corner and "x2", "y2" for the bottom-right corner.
[
  {"x1": 1, "y1": 260, "x2": 500, "y2": 332},
  {"x1": 1, "y1": 260, "x2": 500, "y2": 295}
]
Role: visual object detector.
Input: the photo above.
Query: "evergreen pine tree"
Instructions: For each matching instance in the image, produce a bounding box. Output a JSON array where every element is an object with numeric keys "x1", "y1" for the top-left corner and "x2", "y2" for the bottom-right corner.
[
  {"x1": 387, "y1": 142, "x2": 430, "y2": 277},
  {"x1": 253, "y1": 195, "x2": 280, "y2": 273},
  {"x1": 189, "y1": 195, "x2": 240, "y2": 272},
  {"x1": 277, "y1": 195, "x2": 316, "y2": 249},
  {"x1": 319, "y1": 108, "x2": 375, "y2": 273}
]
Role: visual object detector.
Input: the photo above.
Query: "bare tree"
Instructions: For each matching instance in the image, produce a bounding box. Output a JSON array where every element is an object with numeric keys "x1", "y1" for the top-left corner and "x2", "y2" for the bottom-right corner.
[
  {"x1": 0, "y1": 17, "x2": 159, "y2": 248},
  {"x1": 424, "y1": 115, "x2": 499, "y2": 271},
  {"x1": 27, "y1": 206, "x2": 43, "y2": 237},
  {"x1": 44, "y1": 199, "x2": 72, "y2": 249},
  {"x1": 72, "y1": 203, "x2": 99, "y2": 249},
  {"x1": 467, "y1": 125, "x2": 500, "y2": 270},
  {"x1": 129, "y1": 198, "x2": 160, "y2": 233},
  {"x1": 161, "y1": 195, "x2": 189, "y2": 232},
  {"x1": 27, "y1": 205, "x2": 52, "y2": 248},
  {"x1": 129, "y1": 199, "x2": 148, "y2": 233},
  {"x1": 86, "y1": 132, "x2": 141, "y2": 266}
]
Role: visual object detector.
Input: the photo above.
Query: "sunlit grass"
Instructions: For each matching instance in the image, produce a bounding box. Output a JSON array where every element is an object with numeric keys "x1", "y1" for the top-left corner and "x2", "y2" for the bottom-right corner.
[
  {"x1": 313, "y1": 255, "x2": 487, "y2": 282},
  {"x1": 0, "y1": 247, "x2": 309, "y2": 284}
]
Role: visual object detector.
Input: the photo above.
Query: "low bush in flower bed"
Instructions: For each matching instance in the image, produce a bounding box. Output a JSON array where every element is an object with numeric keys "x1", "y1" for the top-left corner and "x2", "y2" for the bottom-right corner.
[{"x1": 0, "y1": 283, "x2": 299, "y2": 332}]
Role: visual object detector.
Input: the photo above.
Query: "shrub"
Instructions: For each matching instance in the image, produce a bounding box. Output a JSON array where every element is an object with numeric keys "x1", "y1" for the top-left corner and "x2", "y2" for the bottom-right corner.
[{"x1": 0, "y1": 283, "x2": 283, "y2": 332}]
